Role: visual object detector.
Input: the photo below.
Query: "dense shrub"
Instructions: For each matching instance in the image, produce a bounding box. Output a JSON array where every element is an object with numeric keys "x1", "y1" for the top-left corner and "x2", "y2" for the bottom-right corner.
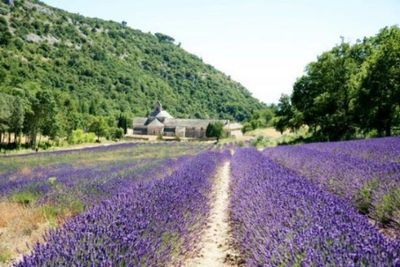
[{"x1": 68, "y1": 129, "x2": 96, "y2": 144}]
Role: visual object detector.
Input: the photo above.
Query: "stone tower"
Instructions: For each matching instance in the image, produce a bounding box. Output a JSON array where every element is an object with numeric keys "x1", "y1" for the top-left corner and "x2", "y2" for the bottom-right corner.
[{"x1": 154, "y1": 101, "x2": 162, "y2": 113}]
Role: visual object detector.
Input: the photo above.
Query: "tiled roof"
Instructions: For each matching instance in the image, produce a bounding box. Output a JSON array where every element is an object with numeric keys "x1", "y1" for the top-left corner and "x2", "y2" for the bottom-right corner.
[
  {"x1": 133, "y1": 117, "x2": 147, "y2": 127},
  {"x1": 164, "y1": 119, "x2": 221, "y2": 128},
  {"x1": 155, "y1": 110, "x2": 173, "y2": 119},
  {"x1": 133, "y1": 111, "x2": 230, "y2": 129}
]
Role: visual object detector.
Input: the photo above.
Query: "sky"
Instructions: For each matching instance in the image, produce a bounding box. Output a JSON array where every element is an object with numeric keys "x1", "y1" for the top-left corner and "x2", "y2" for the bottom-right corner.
[{"x1": 42, "y1": 0, "x2": 400, "y2": 104}]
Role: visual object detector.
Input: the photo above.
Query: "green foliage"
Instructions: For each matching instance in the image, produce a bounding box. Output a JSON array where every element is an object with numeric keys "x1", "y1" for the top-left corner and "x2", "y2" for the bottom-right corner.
[
  {"x1": 274, "y1": 94, "x2": 302, "y2": 134},
  {"x1": 355, "y1": 179, "x2": 379, "y2": 214},
  {"x1": 117, "y1": 113, "x2": 131, "y2": 134},
  {"x1": 155, "y1": 32, "x2": 175, "y2": 43},
  {"x1": 10, "y1": 190, "x2": 39, "y2": 206},
  {"x1": 251, "y1": 136, "x2": 273, "y2": 148},
  {"x1": 0, "y1": 249, "x2": 12, "y2": 264},
  {"x1": 206, "y1": 122, "x2": 225, "y2": 141},
  {"x1": 355, "y1": 27, "x2": 400, "y2": 137},
  {"x1": 0, "y1": 93, "x2": 12, "y2": 134},
  {"x1": 23, "y1": 90, "x2": 58, "y2": 146},
  {"x1": 89, "y1": 116, "x2": 108, "y2": 141},
  {"x1": 0, "y1": 16, "x2": 11, "y2": 45},
  {"x1": 42, "y1": 198, "x2": 85, "y2": 226},
  {"x1": 0, "y1": 0, "x2": 263, "y2": 150},
  {"x1": 243, "y1": 106, "x2": 276, "y2": 133},
  {"x1": 376, "y1": 188, "x2": 400, "y2": 225},
  {"x1": 112, "y1": 127, "x2": 124, "y2": 140},
  {"x1": 277, "y1": 26, "x2": 400, "y2": 141},
  {"x1": 67, "y1": 129, "x2": 96, "y2": 144}
]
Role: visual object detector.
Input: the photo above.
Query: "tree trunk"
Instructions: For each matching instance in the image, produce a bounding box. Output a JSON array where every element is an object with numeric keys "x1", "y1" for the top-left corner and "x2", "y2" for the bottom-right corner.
[
  {"x1": 38, "y1": 133, "x2": 42, "y2": 148},
  {"x1": 8, "y1": 132, "x2": 11, "y2": 145},
  {"x1": 377, "y1": 127, "x2": 384, "y2": 137},
  {"x1": 385, "y1": 122, "x2": 392, "y2": 137},
  {"x1": 30, "y1": 132, "x2": 37, "y2": 148}
]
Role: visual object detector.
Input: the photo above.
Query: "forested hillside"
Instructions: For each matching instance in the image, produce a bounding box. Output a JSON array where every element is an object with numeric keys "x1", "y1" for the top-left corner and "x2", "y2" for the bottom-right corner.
[
  {"x1": 0, "y1": 0, "x2": 263, "y2": 146},
  {"x1": 274, "y1": 26, "x2": 400, "y2": 141}
]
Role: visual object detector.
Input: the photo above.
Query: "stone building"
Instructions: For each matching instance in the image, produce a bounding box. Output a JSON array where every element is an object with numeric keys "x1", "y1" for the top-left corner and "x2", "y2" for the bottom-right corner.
[{"x1": 131, "y1": 102, "x2": 241, "y2": 139}]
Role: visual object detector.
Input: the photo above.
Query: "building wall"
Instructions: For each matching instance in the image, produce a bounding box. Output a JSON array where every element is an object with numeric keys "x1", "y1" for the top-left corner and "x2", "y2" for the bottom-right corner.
[
  {"x1": 230, "y1": 129, "x2": 243, "y2": 138},
  {"x1": 132, "y1": 121, "x2": 227, "y2": 139},
  {"x1": 163, "y1": 127, "x2": 175, "y2": 137},
  {"x1": 197, "y1": 128, "x2": 206, "y2": 138},
  {"x1": 175, "y1": 127, "x2": 185, "y2": 138},
  {"x1": 184, "y1": 127, "x2": 206, "y2": 138},
  {"x1": 133, "y1": 127, "x2": 147, "y2": 135},
  {"x1": 147, "y1": 127, "x2": 164, "y2": 135}
]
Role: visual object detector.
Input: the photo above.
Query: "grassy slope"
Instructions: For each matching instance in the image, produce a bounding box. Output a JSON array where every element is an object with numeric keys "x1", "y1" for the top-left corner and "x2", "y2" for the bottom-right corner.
[{"x1": 0, "y1": 0, "x2": 263, "y2": 121}]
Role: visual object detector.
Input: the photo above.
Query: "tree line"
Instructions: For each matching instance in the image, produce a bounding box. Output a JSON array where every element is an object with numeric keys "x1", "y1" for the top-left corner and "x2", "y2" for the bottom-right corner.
[
  {"x1": 0, "y1": 89, "x2": 130, "y2": 149},
  {"x1": 274, "y1": 26, "x2": 400, "y2": 141}
]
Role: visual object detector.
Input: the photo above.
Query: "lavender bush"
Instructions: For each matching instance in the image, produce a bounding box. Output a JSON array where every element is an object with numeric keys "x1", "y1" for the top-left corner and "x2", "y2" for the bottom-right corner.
[
  {"x1": 305, "y1": 136, "x2": 400, "y2": 163},
  {"x1": 230, "y1": 148, "x2": 399, "y2": 266},
  {"x1": 17, "y1": 150, "x2": 227, "y2": 266},
  {"x1": 264, "y1": 139, "x2": 400, "y2": 225},
  {"x1": 0, "y1": 143, "x2": 208, "y2": 207}
]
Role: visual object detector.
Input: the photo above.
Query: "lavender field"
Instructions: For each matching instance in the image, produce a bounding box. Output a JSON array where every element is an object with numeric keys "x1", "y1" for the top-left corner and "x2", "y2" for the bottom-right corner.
[{"x1": 1, "y1": 138, "x2": 399, "y2": 266}]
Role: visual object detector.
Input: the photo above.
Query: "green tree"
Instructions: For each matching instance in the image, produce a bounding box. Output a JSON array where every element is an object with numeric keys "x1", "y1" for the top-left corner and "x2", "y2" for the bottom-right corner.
[
  {"x1": 155, "y1": 33, "x2": 175, "y2": 43},
  {"x1": 0, "y1": 93, "x2": 12, "y2": 145},
  {"x1": 244, "y1": 107, "x2": 276, "y2": 132},
  {"x1": 274, "y1": 94, "x2": 302, "y2": 134},
  {"x1": 0, "y1": 17, "x2": 11, "y2": 46},
  {"x1": 112, "y1": 127, "x2": 124, "y2": 140},
  {"x1": 89, "y1": 116, "x2": 108, "y2": 141},
  {"x1": 24, "y1": 90, "x2": 57, "y2": 147},
  {"x1": 355, "y1": 27, "x2": 400, "y2": 136},
  {"x1": 9, "y1": 96, "x2": 25, "y2": 146},
  {"x1": 117, "y1": 113, "x2": 131, "y2": 134},
  {"x1": 291, "y1": 42, "x2": 362, "y2": 140},
  {"x1": 206, "y1": 122, "x2": 225, "y2": 142}
]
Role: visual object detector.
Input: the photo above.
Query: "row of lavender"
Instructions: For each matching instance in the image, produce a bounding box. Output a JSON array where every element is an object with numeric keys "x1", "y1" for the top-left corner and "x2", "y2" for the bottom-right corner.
[
  {"x1": 0, "y1": 142, "x2": 211, "y2": 176},
  {"x1": 1, "y1": 143, "x2": 209, "y2": 208},
  {"x1": 230, "y1": 148, "x2": 399, "y2": 266},
  {"x1": 264, "y1": 137, "x2": 400, "y2": 226},
  {"x1": 17, "y1": 150, "x2": 229, "y2": 266},
  {"x1": 305, "y1": 136, "x2": 400, "y2": 163}
]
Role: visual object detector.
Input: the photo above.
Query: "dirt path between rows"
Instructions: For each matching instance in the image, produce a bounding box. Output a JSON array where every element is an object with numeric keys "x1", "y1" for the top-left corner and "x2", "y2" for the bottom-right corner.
[{"x1": 183, "y1": 160, "x2": 241, "y2": 267}]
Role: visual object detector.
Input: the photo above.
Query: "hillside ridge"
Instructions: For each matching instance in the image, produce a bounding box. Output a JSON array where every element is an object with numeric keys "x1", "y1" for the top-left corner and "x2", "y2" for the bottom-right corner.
[{"x1": 0, "y1": 0, "x2": 263, "y2": 124}]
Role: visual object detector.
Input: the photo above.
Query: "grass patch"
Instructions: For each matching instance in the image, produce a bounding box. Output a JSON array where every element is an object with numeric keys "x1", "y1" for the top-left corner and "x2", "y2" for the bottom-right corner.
[
  {"x1": 376, "y1": 188, "x2": 400, "y2": 225},
  {"x1": 252, "y1": 136, "x2": 275, "y2": 148},
  {"x1": 10, "y1": 191, "x2": 40, "y2": 206},
  {"x1": 355, "y1": 179, "x2": 379, "y2": 214},
  {"x1": 0, "y1": 249, "x2": 12, "y2": 264},
  {"x1": 160, "y1": 231, "x2": 182, "y2": 257},
  {"x1": 41, "y1": 198, "x2": 85, "y2": 226}
]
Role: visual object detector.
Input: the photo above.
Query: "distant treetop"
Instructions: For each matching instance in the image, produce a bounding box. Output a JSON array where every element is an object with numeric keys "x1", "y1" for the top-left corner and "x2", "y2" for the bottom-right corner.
[{"x1": 155, "y1": 32, "x2": 175, "y2": 44}]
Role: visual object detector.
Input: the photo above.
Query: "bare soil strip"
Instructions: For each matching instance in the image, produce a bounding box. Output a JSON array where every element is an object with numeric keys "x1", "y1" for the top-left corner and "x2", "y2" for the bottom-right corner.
[{"x1": 184, "y1": 161, "x2": 240, "y2": 267}]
